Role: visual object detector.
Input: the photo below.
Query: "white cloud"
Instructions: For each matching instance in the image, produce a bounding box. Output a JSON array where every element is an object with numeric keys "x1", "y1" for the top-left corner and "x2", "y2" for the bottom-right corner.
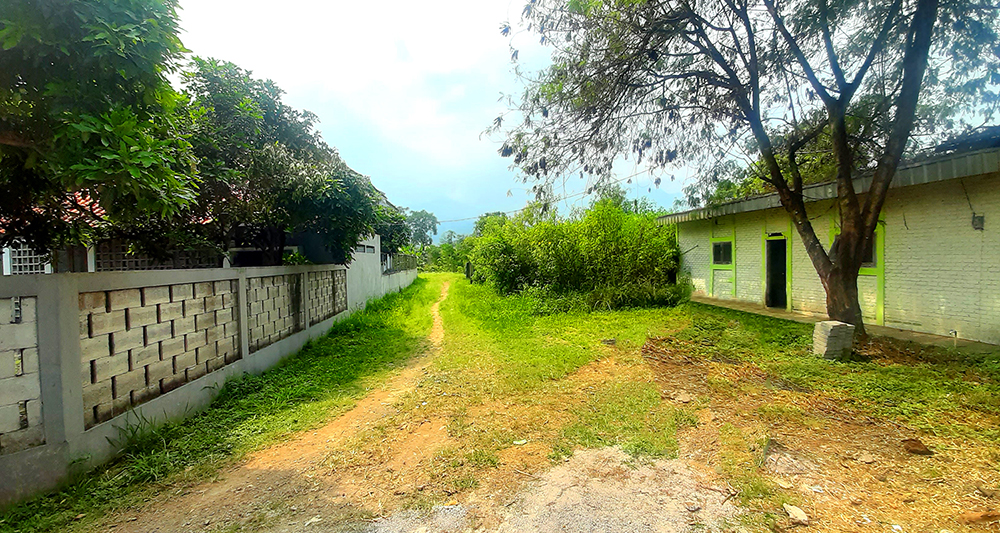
[{"x1": 177, "y1": 0, "x2": 682, "y2": 226}]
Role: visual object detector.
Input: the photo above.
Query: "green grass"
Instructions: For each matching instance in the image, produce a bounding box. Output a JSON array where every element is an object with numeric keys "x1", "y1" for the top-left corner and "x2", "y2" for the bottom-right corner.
[
  {"x1": 7, "y1": 272, "x2": 998, "y2": 531},
  {"x1": 557, "y1": 381, "x2": 697, "y2": 458},
  {"x1": 0, "y1": 276, "x2": 443, "y2": 533},
  {"x1": 673, "y1": 303, "x2": 1000, "y2": 441}
]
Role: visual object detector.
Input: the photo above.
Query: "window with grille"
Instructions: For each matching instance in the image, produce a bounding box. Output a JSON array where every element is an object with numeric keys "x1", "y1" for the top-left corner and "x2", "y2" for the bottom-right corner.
[{"x1": 712, "y1": 242, "x2": 733, "y2": 265}]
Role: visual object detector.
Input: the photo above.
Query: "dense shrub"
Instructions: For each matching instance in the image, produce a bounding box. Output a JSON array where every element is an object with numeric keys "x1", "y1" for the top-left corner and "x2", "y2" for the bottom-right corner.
[{"x1": 467, "y1": 200, "x2": 688, "y2": 310}]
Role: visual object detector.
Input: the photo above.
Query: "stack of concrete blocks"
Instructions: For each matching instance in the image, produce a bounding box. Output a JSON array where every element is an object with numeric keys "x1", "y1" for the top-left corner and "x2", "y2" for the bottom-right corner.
[
  {"x1": 0, "y1": 297, "x2": 44, "y2": 454},
  {"x1": 78, "y1": 282, "x2": 241, "y2": 428},
  {"x1": 813, "y1": 321, "x2": 855, "y2": 359}
]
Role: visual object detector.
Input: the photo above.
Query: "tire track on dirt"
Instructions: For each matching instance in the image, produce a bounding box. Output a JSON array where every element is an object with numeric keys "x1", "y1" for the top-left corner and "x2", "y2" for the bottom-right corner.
[{"x1": 106, "y1": 281, "x2": 451, "y2": 532}]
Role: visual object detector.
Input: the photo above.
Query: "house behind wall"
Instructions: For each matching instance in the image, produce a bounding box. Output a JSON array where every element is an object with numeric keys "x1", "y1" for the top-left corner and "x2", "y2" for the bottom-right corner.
[{"x1": 667, "y1": 147, "x2": 1000, "y2": 345}]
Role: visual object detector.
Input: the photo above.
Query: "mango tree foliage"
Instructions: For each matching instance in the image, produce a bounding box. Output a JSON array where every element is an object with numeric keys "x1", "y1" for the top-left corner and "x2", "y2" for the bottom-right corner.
[
  {"x1": 0, "y1": 0, "x2": 198, "y2": 250},
  {"x1": 375, "y1": 207, "x2": 410, "y2": 255},
  {"x1": 497, "y1": 0, "x2": 1000, "y2": 334},
  {"x1": 182, "y1": 58, "x2": 380, "y2": 265}
]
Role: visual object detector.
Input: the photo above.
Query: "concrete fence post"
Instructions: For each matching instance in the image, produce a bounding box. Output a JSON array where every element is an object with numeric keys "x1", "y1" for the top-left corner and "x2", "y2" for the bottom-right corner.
[
  {"x1": 36, "y1": 275, "x2": 84, "y2": 448},
  {"x1": 300, "y1": 271, "x2": 310, "y2": 330},
  {"x1": 235, "y1": 270, "x2": 250, "y2": 359}
]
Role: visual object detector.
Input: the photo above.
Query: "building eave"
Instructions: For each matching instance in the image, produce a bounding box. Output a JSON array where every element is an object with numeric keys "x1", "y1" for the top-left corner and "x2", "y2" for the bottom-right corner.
[{"x1": 657, "y1": 146, "x2": 1000, "y2": 225}]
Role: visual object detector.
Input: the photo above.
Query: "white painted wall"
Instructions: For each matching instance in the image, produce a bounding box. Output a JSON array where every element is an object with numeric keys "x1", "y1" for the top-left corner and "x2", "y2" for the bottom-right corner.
[{"x1": 676, "y1": 172, "x2": 1000, "y2": 344}]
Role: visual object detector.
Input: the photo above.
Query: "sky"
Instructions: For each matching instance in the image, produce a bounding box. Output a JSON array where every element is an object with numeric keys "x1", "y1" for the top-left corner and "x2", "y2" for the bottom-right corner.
[{"x1": 176, "y1": 0, "x2": 686, "y2": 238}]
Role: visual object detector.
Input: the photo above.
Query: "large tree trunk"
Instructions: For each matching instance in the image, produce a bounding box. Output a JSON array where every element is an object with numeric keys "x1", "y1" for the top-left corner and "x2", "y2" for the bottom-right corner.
[{"x1": 823, "y1": 265, "x2": 866, "y2": 336}]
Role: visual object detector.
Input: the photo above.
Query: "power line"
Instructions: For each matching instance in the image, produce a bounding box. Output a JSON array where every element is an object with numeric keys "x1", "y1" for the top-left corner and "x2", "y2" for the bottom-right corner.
[{"x1": 436, "y1": 169, "x2": 660, "y2": 224}]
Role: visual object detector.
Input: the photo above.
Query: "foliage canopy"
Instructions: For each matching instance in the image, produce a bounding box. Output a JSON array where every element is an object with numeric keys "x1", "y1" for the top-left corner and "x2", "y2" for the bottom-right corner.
[
  {"x1": 497, "y1": 0, "x2": 1000, "y2": 332},
  {"x1": 0, "y1": 0, "x2": 198, "y2": 250}
]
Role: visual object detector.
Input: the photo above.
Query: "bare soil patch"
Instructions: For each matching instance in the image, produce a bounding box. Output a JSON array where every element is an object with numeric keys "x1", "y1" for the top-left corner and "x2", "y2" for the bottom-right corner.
[
  {"x1": 644, "y1": 336, "x2": 1000, "y2": 532},
  {"x1": 101, "y1": 282, "x2": 453, "y2": 533}
]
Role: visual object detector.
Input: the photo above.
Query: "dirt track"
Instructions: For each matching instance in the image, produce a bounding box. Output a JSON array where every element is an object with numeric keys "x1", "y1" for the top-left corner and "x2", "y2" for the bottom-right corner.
[{"x1": 101, "y1": 280, "x2": 738, "y2": 532}]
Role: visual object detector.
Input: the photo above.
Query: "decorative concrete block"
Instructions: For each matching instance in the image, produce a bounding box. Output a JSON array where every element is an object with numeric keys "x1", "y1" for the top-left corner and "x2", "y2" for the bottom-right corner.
[
  {"x1": 80, "y1": 335, "x2": 111, "y2": 361},
  {"x1": 0, "y1": 323, "x2": 36, "y2": 352},
  {"x1": 183, "y1": 298, "x2": 206, "y2": 317},
  {"x1": 813, "y1": 321, "x2": 855, "y2": 359},
  {"x1": 196, "y1": 343, "x2": 217, "y2": 364},
  {"x1": 213, "y1": 280, "x2": 231, "y2": 294},
  {"x1": 157, "y1": 302, "x2": 184, "y2": 322},
  {"x1": 0, "y1": 404, "x2": 21, "y2": 433},
  {"x1": 194, "y1": 312, "x2": 216, "y2": 331},
  {"x1": 185, "y1": 364, "x2": 208, "y2": 382},
  {"x1": 111, "y1": 328, "x2": 144, "y2": 354},
  {"x1": 143, "y1": 322, "x2": 172, "y2": 345},
  {"x1": 126, "y1": 306, "x2": 157, "y2": 329},
  {"x1": 173, "y1": 315, "x2": 196, "y2": 336},
  {"x1": 79, "y1": 292, "x2": 106, "y2": 312},
  {"x1": 91, "y1": 354, "x2": 129, "y2": 383},
  {"x1": 0, "y1": 375, "x2": 40, "y2": 407},
  {"x1": 142, "y1": 286, "x2": 171, "y2": 306},
  {"x1": 0, "y1": 351, "x2": 17, "y2": 380},
  {"x1": 204, "y1": 325, "x2": 223, "y2": 345},
  {"x1": 21, "y1": 348, "x2": 38, "y2": 375},
  {"x1": 107, "y1": 289, "x2": 141, "y2": 311},
  {"x1": 112, "y1": 370, "x2": 145, "y2": 397},
  {"x1": 185, "y1": 330, "x2": 208, "y2": 350},
  {"x1": 89, "y1": 310, "x2": 126, "y2": 336},
  {"x1": 215, "y1": 307, "x2": 234, "y2": 325},
  {"x1": 130, "y1": 344, "x2": 160, "y2": 367},
  {"x1": 170, "y1": 283, "x2": 194, "y2": 302},
  {"x1": 193, "y1": 282, "x2": 214, "y2": 299},
  {"x1": 160, "y1": 336, "x2": 185, "y2": 359},
  {"x1": 204, "y1": 295, "x2": 223, "y2": 312},
  {"x1": 146, "y1": 359, "x2": 175, "y2": 383},
  {"x1": 25, "y1": 398, "x2": 42, "y2": 426},
  {"x1": 82, "y1": 381, "x2": 113, "y2": 408}
]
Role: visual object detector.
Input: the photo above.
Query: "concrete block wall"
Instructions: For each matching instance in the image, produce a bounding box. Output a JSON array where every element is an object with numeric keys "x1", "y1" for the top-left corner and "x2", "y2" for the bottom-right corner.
[
  {"x1": 882, "y1": 173, "x2": 1000, "y2": 344},
  {"x1": 78, "y1": 281, "x2": 241, "y2": 429},
  {"x1": 307, "y1": 270, "x2": 342, "y2": 323},
  {"x1": 246, "y1": 275, "x2": 302, "y2": 352},
  {"x1": 0, "y1": 297, "x2": 44, "y2": 454},
  {"x1": 0, "y1": 259, "x2": 417, "y2": 506},
  {"x1": 788, "y1": 201, "x2": 836, "y2": 316},
  {"x1": 678, "y1": 219, "x2": 711, "y2": 296},
  {"x1": 677, "y1": 200, "x2": 871, "y2": 317}
]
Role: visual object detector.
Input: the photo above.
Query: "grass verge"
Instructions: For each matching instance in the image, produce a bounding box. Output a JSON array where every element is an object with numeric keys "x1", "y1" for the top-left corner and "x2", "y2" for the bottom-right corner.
[{"x1": 0, "y1": 275, "x2": 442, "y2": 533}]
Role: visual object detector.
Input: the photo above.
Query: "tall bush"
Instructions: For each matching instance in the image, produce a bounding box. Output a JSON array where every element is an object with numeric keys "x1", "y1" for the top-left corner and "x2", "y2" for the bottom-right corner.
[{"x1": 468, "y1": 200, "x2": 685, "y2": 309}]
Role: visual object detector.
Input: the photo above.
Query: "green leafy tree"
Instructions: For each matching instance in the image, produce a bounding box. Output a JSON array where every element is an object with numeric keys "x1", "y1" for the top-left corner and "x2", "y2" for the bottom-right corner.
[
  {"x1": 405, "y1": 209, "x2": 438, "y2": 247},
  {"x1": 375, "y1": 206, "x2": 410, "y2": 255},
  {"x1": 0, "y1": 0, "x2": 199, "y2": 251},
  {"x1": 182, "y1": 58, "x2": 379, "y2": 265},
  {"x1": 497, "y1": 0, "x2": 1000, "y2": 334}
]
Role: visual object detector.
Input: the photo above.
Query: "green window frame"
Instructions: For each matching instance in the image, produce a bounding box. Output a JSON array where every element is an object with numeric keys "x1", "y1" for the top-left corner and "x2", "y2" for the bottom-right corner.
[
  {"x1": 830, "y1": 217, "x2": 885, "y2": 324},
  {"x1": 708, "y1": 226, "x2": 736, "y2": 297}
]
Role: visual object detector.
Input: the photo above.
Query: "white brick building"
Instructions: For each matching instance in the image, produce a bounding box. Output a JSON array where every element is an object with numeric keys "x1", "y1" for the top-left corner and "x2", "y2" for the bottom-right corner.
[{"x1": 660, "y1": 146, "x2": 1000, "y2": 345}]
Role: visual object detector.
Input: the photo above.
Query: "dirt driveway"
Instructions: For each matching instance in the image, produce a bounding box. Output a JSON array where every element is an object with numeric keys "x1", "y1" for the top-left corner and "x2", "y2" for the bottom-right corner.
[
  {"x1": 100, "y1": 280, "x2": 735, "y2": 532},
  {"x1": 91, "y1": 276, "x2": 1000, "y2": 533}
]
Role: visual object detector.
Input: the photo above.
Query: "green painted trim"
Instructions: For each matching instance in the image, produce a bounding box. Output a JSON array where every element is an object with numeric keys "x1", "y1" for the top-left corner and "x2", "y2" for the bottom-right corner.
[
  {"x1": 708, "y1": 223, "x2": 736, "y2": 298},
  {"x1": 787, "y1": 218, "x2": 793, "y2": 312},
  {"x1": 829, "y1": 215, "x2": 886, "y2": 325},
  {"x1": 761, "y1": 221, "x2": 793, "y2": 311}
]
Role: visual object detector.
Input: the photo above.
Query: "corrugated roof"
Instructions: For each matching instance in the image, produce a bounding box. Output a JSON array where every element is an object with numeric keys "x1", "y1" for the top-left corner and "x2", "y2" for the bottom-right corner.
[{"x1": 657, "y1": 146, "x2": 1000, "y2": 225}]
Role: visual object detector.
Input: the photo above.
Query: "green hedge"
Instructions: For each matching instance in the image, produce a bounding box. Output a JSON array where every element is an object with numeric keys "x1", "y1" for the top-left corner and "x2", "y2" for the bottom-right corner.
[{"x1": 468, "y1": 200, "x2": 687, "y2": 310}]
